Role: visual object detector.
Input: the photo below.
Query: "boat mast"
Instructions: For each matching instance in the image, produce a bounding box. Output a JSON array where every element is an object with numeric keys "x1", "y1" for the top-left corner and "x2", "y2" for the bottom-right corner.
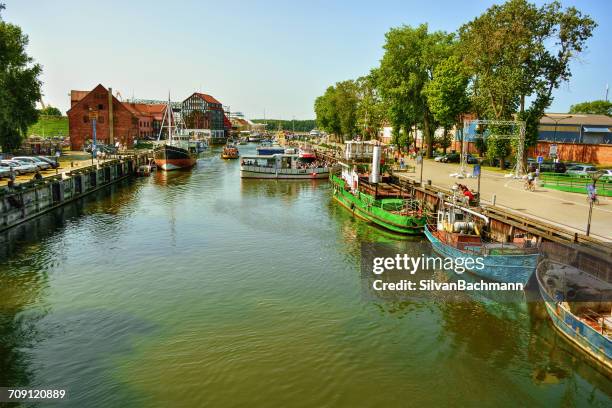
[{"x1": 168, "y1": 92, "x2": 173, "y2": 144}]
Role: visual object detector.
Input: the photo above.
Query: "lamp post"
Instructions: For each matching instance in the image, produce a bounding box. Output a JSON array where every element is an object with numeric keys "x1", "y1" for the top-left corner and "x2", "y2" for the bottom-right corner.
[
  {"x1": 586, "y1": 170, "x2": 604, "y2": 236},
  {"x1": 543, "y1": 114, "x2": 571, "y2": 143}
]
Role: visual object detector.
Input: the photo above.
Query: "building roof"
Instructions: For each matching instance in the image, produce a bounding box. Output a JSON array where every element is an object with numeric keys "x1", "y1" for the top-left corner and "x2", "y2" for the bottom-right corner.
[
  {"x1": 193, "y1": 92, "x2": 222, "y2": 105},
  {"x1": 540, "y1": 113, "x2": 612, "y2": 127},
  {"x1": 70, "y1": 90, "x2": 89, "y2": 106},
  {"x1": 123, "y1": 103, "x2": 166, "y2": 120}
]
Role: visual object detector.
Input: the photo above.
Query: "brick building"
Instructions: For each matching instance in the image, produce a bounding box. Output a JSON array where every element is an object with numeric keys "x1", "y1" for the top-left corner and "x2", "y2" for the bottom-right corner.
[
  {"x1": 68, "y1": 84, "x2": 138, "y2": 150},
  {"x1": 182, "y1": 92, "x2": 229, "y2": 138},
  {"x1": 68, "y1": 84, "x2": 169, "y2": 150}
]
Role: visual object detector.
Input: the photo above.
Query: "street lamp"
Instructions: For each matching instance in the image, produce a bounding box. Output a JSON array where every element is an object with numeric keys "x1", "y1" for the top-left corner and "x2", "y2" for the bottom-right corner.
[
  {"x1": 586, "y1": 170, "x2": 604, "y2": 236},
  {"x1": 542, "y1": 114, "x2": 572, "y2": 143}
]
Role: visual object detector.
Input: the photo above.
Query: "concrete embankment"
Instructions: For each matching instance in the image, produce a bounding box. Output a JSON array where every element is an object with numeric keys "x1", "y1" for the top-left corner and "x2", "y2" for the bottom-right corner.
[{"x1": 0, "y1": 154, "x2": 150, "y2": 233}]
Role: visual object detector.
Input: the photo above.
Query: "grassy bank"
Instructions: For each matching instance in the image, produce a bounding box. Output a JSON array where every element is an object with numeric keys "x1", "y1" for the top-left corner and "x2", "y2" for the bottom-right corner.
[{"x1": 27, "y1": 115, "x2": 68, "y2": 137}]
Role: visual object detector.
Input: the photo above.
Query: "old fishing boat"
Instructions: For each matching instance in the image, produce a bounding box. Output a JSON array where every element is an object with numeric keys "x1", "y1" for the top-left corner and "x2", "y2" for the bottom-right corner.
[
  {"x1": 240, "y1": 153, "x2": 335, "y2": 179},
  {"x1": 154, "y1": 96, "x2": 197, "y2": 171},
  {"x1": 330, "y1": 143, "x2": 426, "y2": 235},
  {"x1": 221, "y1": 145, "x2": 240, "y2": 159},
  {"x1": 424, "y1": 196, "x2": 539, "y2": 284},
  {"x1": 536, "y1": 248, "x2": 611, "y2": 372}
]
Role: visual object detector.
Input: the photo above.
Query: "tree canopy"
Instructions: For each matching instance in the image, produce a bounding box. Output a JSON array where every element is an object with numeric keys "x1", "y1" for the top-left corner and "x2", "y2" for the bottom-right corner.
[
  {"x1": 569, "y1": 100, "x2": 612, "y2": 116},
  {"x1": 314, "y1": 0, "x2": 596, "y2": 168},
  {"x1": 0, "y1": 4, "x2": 42, "y2": 151},
  {"x1": 40, "y1": 106, "x2": 62, "y2": 116}
]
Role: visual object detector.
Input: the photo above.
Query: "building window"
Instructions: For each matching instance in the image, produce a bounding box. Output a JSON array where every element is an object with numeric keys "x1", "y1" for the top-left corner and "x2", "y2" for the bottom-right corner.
[
  {"x1": 98, "y1": 104, "x2": 104, "y2": 110},
  {"x1": 83, "y1": 115, "x2": 89, "y2": 123}
]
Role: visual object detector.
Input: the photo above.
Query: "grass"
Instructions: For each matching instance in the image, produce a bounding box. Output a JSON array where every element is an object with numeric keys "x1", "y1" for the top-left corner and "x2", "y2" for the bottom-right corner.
[{"x1": 27, "y1": 115, "x2": 68, "y2": 138}]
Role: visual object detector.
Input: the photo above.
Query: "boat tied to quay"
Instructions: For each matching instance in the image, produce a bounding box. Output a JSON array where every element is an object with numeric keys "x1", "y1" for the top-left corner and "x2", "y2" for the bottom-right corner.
[
  {"x1": 240, "y1": 153, "x2": 337, "y2": 179},
  {"x1": 330, "y1": 142, "x2": 427, "y2": 235},
  {"x1": 535, "y1": 246, "x2": 612, "y2": 373},
  {"x1": 424, "y1": 195, "x2": 540, "y2": 285},
  {"x1": 154, "y1": 96, "x2": 197, "y2": 171}
]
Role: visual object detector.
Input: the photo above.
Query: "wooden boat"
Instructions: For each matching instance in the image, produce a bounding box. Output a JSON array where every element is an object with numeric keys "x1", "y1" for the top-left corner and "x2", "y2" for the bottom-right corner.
[
  {"x1": 536, "y1": 251, "x2": 611, "y2": 373},
  {"x1": 330, "y1": 144, "x2": 426, "y2": 235},
  {"x1": 425, "y1": 199, "x2": 539, "y2": 284},
  {"x1": 221, "y1": 145, "x2": 239, "y2": 159},
  {"x1": 240, "y1": 153, "x2": 335, "y2": 179}
]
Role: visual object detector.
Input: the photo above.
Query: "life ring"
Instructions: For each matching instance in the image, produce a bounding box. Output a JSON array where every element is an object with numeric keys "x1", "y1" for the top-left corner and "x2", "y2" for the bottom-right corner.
[{"x1": 474, "y1": 224, "x2": 480, "y2": 236}]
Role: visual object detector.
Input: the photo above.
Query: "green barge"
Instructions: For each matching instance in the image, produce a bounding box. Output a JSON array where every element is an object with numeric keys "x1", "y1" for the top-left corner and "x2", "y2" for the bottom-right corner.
[{"x1": 330, "y1": 173, "x2": 426, "y2": 235}]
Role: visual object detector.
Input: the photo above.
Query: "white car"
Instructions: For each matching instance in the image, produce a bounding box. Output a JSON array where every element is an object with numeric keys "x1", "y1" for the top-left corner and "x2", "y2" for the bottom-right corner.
[
  {"x1": 12, "y1": 156, "x2": 51, "y2": 170},
  {"x1": 566, "y1": 164, "x2": 597, "y2": 176},
  {"x1": 0, "y1": 165, "x2": 11, "y2": 179},
  {"x1": 1, "y1": 160, "x2": 37, "y2": 174},
  {"x1": 601, "y1": 169, "x2": 612, "y2": 179}
]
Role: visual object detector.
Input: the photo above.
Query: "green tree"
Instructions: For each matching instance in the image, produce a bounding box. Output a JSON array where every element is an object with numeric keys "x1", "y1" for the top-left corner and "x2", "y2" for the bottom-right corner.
[
  {"x1": 334, "y1": 80, "x2": 359, "y2": 140},
  {"x1": 569, "y1": 100, "x2": 612, "y2": 116},
  {"x1": 423, "y1": 54, "x2": 470, "y2": 154},
  {"x1": 0, "y1": 4, "x2": 42, "y2": 151},
  {"x1": 314, "y1": 86, "x2": 340, "y2": 139},
  {"x1": 378, "y1": 24, "x2": 454, "y2": 157},
  {"x1": 459, "y1": 0, "x2": 596, "y2": 164},
  {"x1": 355, "y1": 71, "x2": 386, "y2": 140},
  {"x1": 40, "y1": 106, "x2": 62, "y2": 116}
]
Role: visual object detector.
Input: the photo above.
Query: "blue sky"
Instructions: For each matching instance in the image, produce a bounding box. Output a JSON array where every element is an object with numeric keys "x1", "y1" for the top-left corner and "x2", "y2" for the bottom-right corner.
[{"x1": 5, "y1": 0, "x2": 611, "y2": 119}]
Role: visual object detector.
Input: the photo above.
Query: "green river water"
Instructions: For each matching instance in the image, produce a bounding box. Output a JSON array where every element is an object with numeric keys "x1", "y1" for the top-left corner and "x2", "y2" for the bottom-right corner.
[{"x1": 0, "y1": 145, "x2": 610, "y2": 407}]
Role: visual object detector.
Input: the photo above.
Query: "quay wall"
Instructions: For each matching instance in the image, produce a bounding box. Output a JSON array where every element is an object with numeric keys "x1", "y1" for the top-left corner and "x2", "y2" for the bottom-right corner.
[{"x1": 0, "y1": 155, "x2": 149, "y2": 233}]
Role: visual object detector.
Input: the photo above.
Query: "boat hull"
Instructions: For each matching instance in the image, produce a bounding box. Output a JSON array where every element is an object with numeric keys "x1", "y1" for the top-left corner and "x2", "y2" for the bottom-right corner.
[
  {"x1": 256, "y1": 147, "x2": 285, "y2": 155},
  {"x1": 424, "y1": 227, "x2": 537, "y2": 284},
  {"x1": 536, "y1": 268, "x2": 612, "y2": 372},
  {"x1": 330, "y1": 175, "x2": 425, "y2": 235},
  {"x1": 154, "y1": 145, "x2": 197, "y2": 171},
  {"x1": 240, "y1": 166, "x2": 329, "y2": 179}
]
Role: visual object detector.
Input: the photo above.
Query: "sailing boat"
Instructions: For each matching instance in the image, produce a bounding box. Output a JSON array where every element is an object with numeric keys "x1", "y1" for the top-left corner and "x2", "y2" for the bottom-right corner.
[{"x1": 154, "y1": 94, "x2": 197, "y2": 171}]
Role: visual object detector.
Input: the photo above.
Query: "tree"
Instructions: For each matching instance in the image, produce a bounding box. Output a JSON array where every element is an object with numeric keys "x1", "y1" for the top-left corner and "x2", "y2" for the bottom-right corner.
[
  {"x1": 40, "y1": 106, "x2": 62, "y2": 116},
  {"x1": 569, "y1": 100, "x2": 612, "y2": 116},
  {"x1": 0, "y1": 4, "x2": 42, "y2": 151},
  {"x1": 459, "y1": 0, "x2": 596, "y2": 163},
  {"x1": 355, "y1": 71, "x2": 386, "y2": 140},
  {"x1": 314, "y1": 86, "x2": 340, "y2": 139},
  {"x1": 378, "y1": 24, "x2": 454, "y2": 158},
  {"x1": 334, "y1": 80, "x2": 359, "y2": 140},
  {"x1": 423, "y1": 54, "x2": 470, "y2": 154}
]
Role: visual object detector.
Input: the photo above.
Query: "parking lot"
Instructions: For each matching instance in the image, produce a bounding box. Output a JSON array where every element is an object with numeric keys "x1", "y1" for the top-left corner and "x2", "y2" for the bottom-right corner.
[{"x1": 0, "y1": 152, "x2": 108, "y2": 187}]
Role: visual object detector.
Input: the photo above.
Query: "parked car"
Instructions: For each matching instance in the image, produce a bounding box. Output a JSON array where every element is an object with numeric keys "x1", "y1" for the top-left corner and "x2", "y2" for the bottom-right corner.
[
  {"x1": 566, "y1": 164, "x2": 597, "y2": 176},
  {"x1": 1, "y1": 160, "x2": 37, "y2": 174},
  {"x1": 12, "y1": 156, "x2": 51, "y2": 170},
  {"x1": 527, "y1": 158, "x2": 567, "y2": 173},
  {"x1": 0, "y1": 165, "x2": 11, "y2": 179},
  {"x1": 440, "y1": 153, "x2": 461, "y2": 163},
  {"x1": 601, "y1": 169, "x2": 612, "y2": 178},
  {"x1": 491, "y1": 158, "x2": 512, "y2": 168},
  {"x1": 434, "y1": 154, "x2": 445, "y2": 162},
  {"x1": 36, "y1": 156, "x2": 60, "y2": 169}
]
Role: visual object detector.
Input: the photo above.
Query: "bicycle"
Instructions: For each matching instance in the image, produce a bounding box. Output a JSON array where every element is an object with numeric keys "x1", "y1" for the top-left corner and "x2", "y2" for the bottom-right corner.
[{"x1": 524, "y1": 180, "x2": 536, "y2": 192}]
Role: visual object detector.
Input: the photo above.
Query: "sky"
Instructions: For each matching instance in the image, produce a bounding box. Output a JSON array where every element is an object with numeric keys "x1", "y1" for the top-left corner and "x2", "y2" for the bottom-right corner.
[{"x1": 4, "y1": 0, "x2": 611, "y2": 119}]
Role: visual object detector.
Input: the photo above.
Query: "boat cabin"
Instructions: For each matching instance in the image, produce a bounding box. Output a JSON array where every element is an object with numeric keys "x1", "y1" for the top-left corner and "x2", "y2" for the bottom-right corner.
[{"x1": 241, "y1": 154, "x2": 320, "y2": 170}]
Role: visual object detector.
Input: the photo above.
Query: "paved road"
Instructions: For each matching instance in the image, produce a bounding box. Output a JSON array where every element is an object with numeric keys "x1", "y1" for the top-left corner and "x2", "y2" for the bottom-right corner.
[{"x1": 399, "y1": 159, "x2": 611, "y2": 241}]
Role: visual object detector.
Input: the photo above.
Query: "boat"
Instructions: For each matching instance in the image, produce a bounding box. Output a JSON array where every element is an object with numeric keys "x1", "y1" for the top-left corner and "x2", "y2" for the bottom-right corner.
[
  {"x1": 330, "y1": 143, "x2": 426, "y2": 235},
  {"x1": 154, "y1": 96, "x2": 197, "y2": 171},
  {"x1": 248, "y1": 133, "x2": 263, "y2": 143},
  {"x1": 221, "y1": 145, "x2": 240, "y2": 159},
  {"x1": 424, "y1": 197, "x2": 539, "y2": 284},
  {"x1": 256, "y1": 142, "x2": 285, "y2": 155},
  {"x1": 536, "y1": 249, "x2": 611, "y2": 373},
  {"x1": 240, "y1": 153, "x2": 335, "y2": 179}
]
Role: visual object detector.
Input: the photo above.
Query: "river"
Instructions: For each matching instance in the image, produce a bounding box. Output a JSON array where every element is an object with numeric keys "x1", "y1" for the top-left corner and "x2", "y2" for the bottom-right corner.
[{"x1": 1, "y1": 145, "x2": 610, "y2": 407}]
